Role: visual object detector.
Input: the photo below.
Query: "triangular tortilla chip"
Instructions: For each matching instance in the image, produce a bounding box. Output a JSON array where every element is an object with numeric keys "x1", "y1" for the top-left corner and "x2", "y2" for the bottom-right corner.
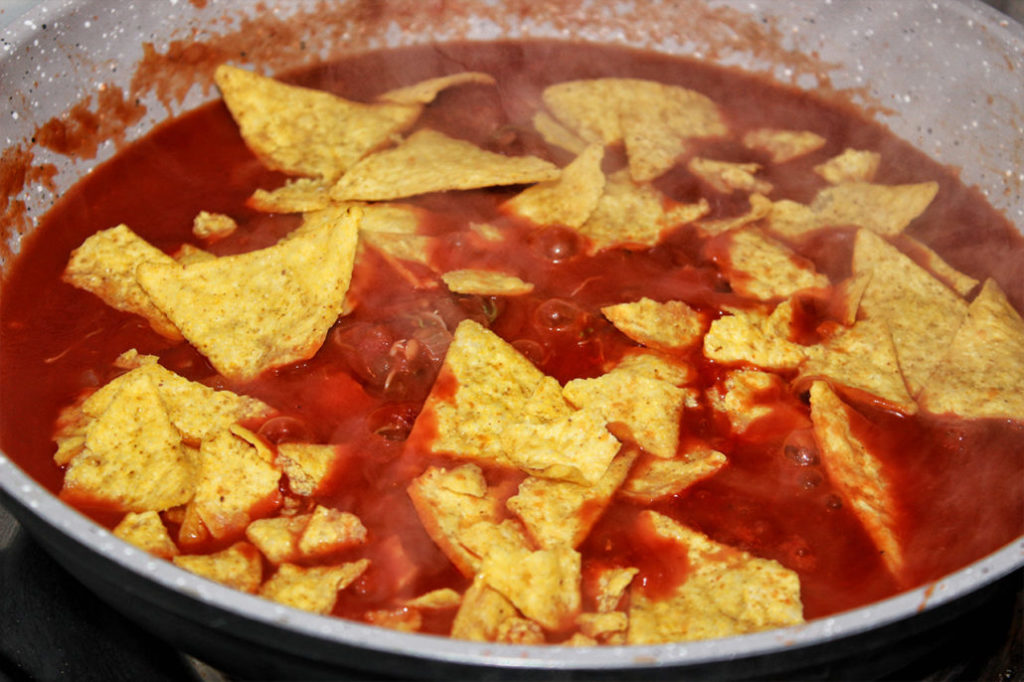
[
  {"x1": 852, "y1": 229, "x2": 967, "y2": 395},
  {"x1": 601, "y1": 297, "x2": 707, "y2": 353},
  {"x1": 376, "y1": 71, "x2": 496, "y2": 105},
  {"x1": 214, "y1": 65, "x2": 420, "y2": 181},
  {"x1": 173, "y1": 542, "x2": 263, "y2": 593},
  {"x1": 247, "y1": 177, "x2": 334, "y2": 213},
  {"x1": 703, "y1": 300, "x2": 808, "y2": 370},
  {"x1": 809, "y1": 381, "x2": 904, "y2": 579},
  {"x1": 918, "y1": 278, "x2": 1024, "y2": 420},
  {"x1": 502, "y1": 143, "x2": 605, "y2": 228},
  {"x1": 687, "y1": 157, "x2": 772, "y2": 195},
  {"x1": 441, "y1": 269, "x2": 534, "y2": 296},
  {"x1": 742, "y1": 128, "x2": 825, "y2": 163},
  {"x1": 813, "y1": 148, "x2": 881, "y2": 184},
  {"x1": 708, "y1": 227, "x2": 829, "y2": 301},
  {"x1": 137, "y1": 206, "x2": 360, "y2": 380},
  {"x1": 330, "y1": 129, "x2": 560, "y2": 201},
  {"x1": 619, "y1": 445, "x2": 727, "y2": 503}
]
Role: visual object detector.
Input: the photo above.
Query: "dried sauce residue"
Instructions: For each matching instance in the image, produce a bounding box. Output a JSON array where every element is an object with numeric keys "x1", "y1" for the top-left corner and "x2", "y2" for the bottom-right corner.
[
  {"x1": 35, "y1": 85, "x2": 147, "y2": 159},
  {"x1": 0, "y1": 146, "x2": 56, "y2": 267}
]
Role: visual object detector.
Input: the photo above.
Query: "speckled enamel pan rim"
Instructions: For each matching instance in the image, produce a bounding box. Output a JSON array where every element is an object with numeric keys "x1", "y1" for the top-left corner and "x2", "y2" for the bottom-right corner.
[
  {"x1": 1, "y1": 0, "x2": 1022, "y2": 672},
  {"x1": 1, "y1": 452, "x2": 1022, "y2": 671}
]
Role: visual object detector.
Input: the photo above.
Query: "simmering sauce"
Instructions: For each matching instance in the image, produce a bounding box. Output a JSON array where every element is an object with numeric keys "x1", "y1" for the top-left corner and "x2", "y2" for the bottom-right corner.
[{"x1": 1, "y1": 41, "x2": 1022, "y2": 638}]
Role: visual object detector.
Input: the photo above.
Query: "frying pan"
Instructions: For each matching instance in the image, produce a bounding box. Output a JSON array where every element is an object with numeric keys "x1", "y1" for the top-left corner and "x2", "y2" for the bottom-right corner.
[{"x1": 1, "y1": 1, "x2": 1022, "y2": 679}]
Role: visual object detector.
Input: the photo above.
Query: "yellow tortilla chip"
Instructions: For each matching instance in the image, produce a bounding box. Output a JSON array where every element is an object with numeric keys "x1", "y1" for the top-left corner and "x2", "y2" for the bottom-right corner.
[
  {"x1": 298, "y1": 505, "x2": 368, "y2": 557},
  {"x1": 247, "y1": 177, "x2": 334, "y2": 213},
  {"x1": 563, "y1": 354, "x2": 688, "y2": 458},
  {"x1": 833, "y1": 271, "x2": 872, "y2": 326},
  {"x1": 331, "y1": 129, "x2": 560, "y2": 201},
  {"x1": 480, "y1": 544, "x2": 582, "y2": 631},
  {"x1": 407, "y1": 464, "x2": 504, "y2": 576},
  {"x1": 62, "y1": 369, "x2": 197, "y2": 512},
  {"x1": 113, "y1": 511, "x2": 180, "y2": 559},
  {"x1": 612, "y1": 351, "x2": 697, "y2": 387},
  {"x1": 413, "y1": 319, "x2": 548, "y2": 467},
  {"x1": 188, "y1": 426, "x2": 281, "y2": 540},
  {"x1": 814, "y1": 148, "x2": 881, "y2": 184},
  {"x1": 507, "y1": 447, "x2": 638, "y2": 549},
  {"x1": 809, "y1": 381, "x2": 904, "y2": 579},
  {"x1": 713, "y1": 228, "x2": 829, "y2": 300},
  {"x1": 707, "y1": 369, "x2": 787, "y2": 435},
  {"x1": 810, "y1": 182, "x2": 939, "y2": 236},
  {"x1": 457, "y1": 519, "x2": 534, "y2": 566},
  {"x1": 137, "y1": 206, "x2": 360, "y2": 380},
  {"x1": 173, "y1": 243, "x2": 217, "y2": 266},
  {"x1": 627, "y1": 511, "x2": 804, "y2": 644},
  {"x1": 63, "y1": 224, "x2": 182, "y2": 339},
  {"x1": 742, "y1": 128, "x2": 825, "y2": 163},
  {"x1": 441, "y1": 269, "x2": 534, "y2": 296},
  {"x1": 696, "y1": 193, "x2": 773, "y2": 236},
  {"x1": 214, "y1": 64, "x2": 419, "y2": 181},
  {"x1": 590, "y1": 565, "x2": 639, "y2": 614},
  {"x1": 277, "y1": 442, "x2": 341, "y2": 496},
  {"x1": 542, "y1": 78, "x2": 727, "y2": 181},
  {"x1": 376, "y1": 71, "x2": 496, "y2": 105},
  {"x1": 577, "y1": 611, "x2": 629, "y2": 641},
  {"x1": 405, "y1": 588, "x2": 463, "y2": 610},
  {"x1": 245, "y1": 514, "x2": 307, "y2": 565},
  {"x1": 703, "y1": 300, "x2": 807, "y2": 370},
  {"x1": 259, "y1": 560, "x2": 369, "y2": 614},
  {"x1": 852, "y1": 229, "x2": 967, "y2": 394},
  {"x1": 192, "y1": 211, "x2": 237, "y2": 240},
  {"x1": 619, "y1": 445, "x2": 727, "y2": 503},
  {"x1": 687, "y1": 158, "x2": 772, "y2": 195},
  {"x1": 798, "y1": 319, "x2": 917, "y2": 414},
  {"x1": 897, "y1": 235, "x2": 980, "y2": 297},
  {"x1": 579, "y1": 170, "x2": 709, "y2": 253},
  {"x1": 173, "y1": 541, "x2": 263, "y2": 593},
  {"x1": 450, "y1": 575, "x2": 520, "y2": 642},
  {"x1": 602, "y1": 297, "x2": 707, "y2": 353},
  {"x1": 532, "y1": 110, "x2": 588, "y2": 155},
  {"x1": 502, "y1": 143, "x2": 605, "y2": 228},
  {"x1": 918, "y1": 278, "x2": 1024, "y2": 420}
]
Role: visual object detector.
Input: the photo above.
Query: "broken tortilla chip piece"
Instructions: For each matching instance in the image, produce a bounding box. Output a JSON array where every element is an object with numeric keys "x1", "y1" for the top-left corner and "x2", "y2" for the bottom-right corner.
[
  {"x1": 192, "y1": 211, "x2": 237, "y2": 240},
  {"x1": 703, "y1": 300, "x2": 807, "y2": 370},
  {"x1": 247, "y1": 177, "x2": 334, "y2": 213},
  {"x1": 441, "y1": 269, "x2": 535, "y2": 296},
  {"x1": 687, "y1": 157, "x2": 772, "y2": 195},
  {"x1": 896, "y1": 235, "x2": 980, "y2": 297},
  {"x1": 852, "y1": 229, "x2": 967, "y2": 395},
  {"x1": 798, "y1": 319, "x2": 917, "y2": 415},
  {"x1": 918, "y1": 278, "x2": 1024, "y2": 421},
  {"x1": 137, "y1": 206, "x2": 360, "y2": 380},
  {"x1": 173, "y1": 541, "x2": 263, "y2": 593},
  {"x1": 814, "y1": 148, "x2": 881, "y2": 185},
  {"x1": 627, "y1": 511, "x2": 804, "y2": 644},
  {"x1": 809, "y1": 182, "x2": 939, "y2": 236},
  {"x1": 330, "y1": 129, "x2": 560, "y2": 201},
  {"x1": 480, "y1": 544, "x2": 582, "y2": 631},
  {"x1": 619, "y1": 445, "x2": 727, "y2": 503},
  {"x1": 298, "y1": 505, "x2": 368, "y2": 557},
  {"x1": 809, "y1": 381, "x2": 904, "y2": 579},
  {"x1": 277, "y1": 442, "x2": 341, "y2": 496},
  {"x1": 259, "y1": 560, "x2": 370, "y2": 614},
  {"x1": 214, "y1": 65, "x2": 420, "y2": 181},
  {"x1": 376, "y1": 71, "x2": 496, "y2": 105},
  {"x1": 709, "y1": 228, "x2": 829, "y2": 301},
  {"x1": 601, "y1": 297, "x2": 707, "y2": 353},
  {"x1": 450, "y1": 575, "x2": 521, "y2": 642},
  {"x1": 63, "y1": 224, "x2": 183, "y2": 340},
  {"x1": 113, "y1": 511, "x2": 180, "y2": 559},
  {"x1": 696, "y1": 193, "x2": 773, "y2": 237},
  {"x1": 502, "y1": 143, "x2": 605, "y2": 228},
  {"x1": 532, "y1": 110, "x2": 588, "y2": 155},
  {"x1": 742, "y1": 128, "x2": 825, "y2": 163},
  {"x1": 708, "y1": 369, "x2": 788, "y2": 436}
]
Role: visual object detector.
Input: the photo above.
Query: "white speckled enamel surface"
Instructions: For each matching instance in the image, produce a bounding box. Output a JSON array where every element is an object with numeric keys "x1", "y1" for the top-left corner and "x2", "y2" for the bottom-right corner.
[{"x1": 0, "y1": 0, "x2": 1022, "y2": 674}]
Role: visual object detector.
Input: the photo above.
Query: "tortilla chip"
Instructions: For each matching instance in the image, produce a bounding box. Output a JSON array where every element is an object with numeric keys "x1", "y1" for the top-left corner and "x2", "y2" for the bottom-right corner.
[
  {"x1": 113, "y1": 511, "x2": 180, "y2": 559},
  {"x1": 173, "y1": 541, "x2": 263, "y2": 593},
  {"x1": 742, "y1": 128, "x2": 825, "y2": 163},
  {"x1": 626, "y1": 511, "x2": 804, "y2": 644},
  {"x1": 277, "y1": 442, "x2": 341, "y2": 496},
  {"x1": 563, "y1": 354, "x2": 688, "y2": 458},
  {"x1": 62, "y1": 368, "x2": 197, "y2": 512},
  {"x1": 63, "y1": 224, "x2": 182, "y2": 339},
  {"x1": 502, "y1": 143, "x2": 605, "y2": 228},
  {"x1": 703, "y1": 300, "x2": 807, "y2": 370},
  {"x1": 405, "y1": 588, "x2": 463, "y2": 610},
  {"x1": 798, "y1": 319, "x2": 917, "y2": 414},
  {"x1": 245, "y1": 514, "x2": 307, "y2": 565},
  {"x1": 612, "y1": 351, "x2": 697, "y2": 387},
  {"x1": 247, "y1": 177, "x2": 334, "y2": 213},
  {"x1": 413, "y1": 319, "x2": 549, "y2": 467},
  {"x1": 918, "y1": 278, "x2": 1024, "y2": 420},
  {"x1": 214, "y1": 64, "x2": 420, "y2": 181},
  {"x1": 708, "y1": 369, "x2": 787, "y2": 435},
  {"x1": 619, "y1": 445, "x2": 727, "y2": 503},
  {"x1": 137, "y1": 206, "x2": 360, "y2": 380},
  {"x1": 852, "y1": 229, "x2": 967, "y2": 394},
  {"x1": 298, "y1": 505, "x2": 368, "y2": 557},
  {"x1": 331, "y1": 129, "x2": 560, "y2": 201},
  {"x1": 507, "y1": 447, "x2": 638, "y2": 549},
  {"x1": 173, "y1": 243, "x2": 217, "y2": 266},
  {"x1": 589, "y1": 565, "x2": 639, "y2": 614},
  {"x1": 496, "y1": 617, "x2": 547, "y2": 644},
  {"x1": 601, "y1": 297, "x2": 707, "y2": 353},
  {"x1": 259, "y1": 560, "x2": 370, "y2": 614},
  {"x1": 365, "y1": 607, "x2": 424, "y2": 633},
  {"x1": 711, "y1": 228, "x2": 829, "y2": 300},
  {"x1": 578, "y1": 171, "x2": 709, "y2": 253},
  {"x1": 480, "y1": 544, "x2": 582, "y2": 631},
  {"x1": 450, "y1": 575, "x2": 520, "y2": 642},
  {"x1": 897, "y1": 235, "x2": 979, "y2": 297},
  {"x1": 407, "y1": 464, "x2": 504, "y2": 576},
  {"x1": 577, "y1": 611, "x2": 629, "y2": 641},
  {"x1": 542, "y1": 78, "x2": 727, "y2": 181},
  {"x1": 188, "y1": 426, "x2": 281, "y2": 540},
  {"x1": 376, "y1": 71, "x2": 496, "y2": 105},
  {"x1": 696, "y1": 193, "x2": 773, "y2": 236},
  {"x1": 441, "y1": 269, "x2": 534, "y2": 296},
  {"x1": 457, "y1": 519, "x2": 534, "y2": 566},
  {"x1": 833, "y1": 271, "x2": 871, "y2": 326},
  {"x1": 192, "y1": 211, "x2": 237, "y2": 240},
  {"x1": 810, "y1": 182, "x2": 939, "y2": 236},
  {"x1": 687, "y1": 158, "x2": 772, "y2": 195},
  {"x1": 809, "y1": 381, "x2": 904, "y2": 578},
  {"x1": 532, "y1": 110, "x2": 588, "y2": 155},
  {"x1": 814, "y1": 148, "x2": 881, "y2": 184}
]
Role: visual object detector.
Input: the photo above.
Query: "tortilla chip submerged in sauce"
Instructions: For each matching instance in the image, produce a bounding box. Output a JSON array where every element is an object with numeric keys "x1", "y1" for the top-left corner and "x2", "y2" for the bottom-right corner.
[{"x1": 1, "y1": 41, "x2": 1022, "y2": 647}]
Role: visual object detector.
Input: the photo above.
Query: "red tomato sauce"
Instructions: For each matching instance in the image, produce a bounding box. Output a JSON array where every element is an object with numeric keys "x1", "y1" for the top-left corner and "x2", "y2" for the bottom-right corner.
[{"x1": 1, "y1": 40, "x2": 1022, "y2": 636}]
